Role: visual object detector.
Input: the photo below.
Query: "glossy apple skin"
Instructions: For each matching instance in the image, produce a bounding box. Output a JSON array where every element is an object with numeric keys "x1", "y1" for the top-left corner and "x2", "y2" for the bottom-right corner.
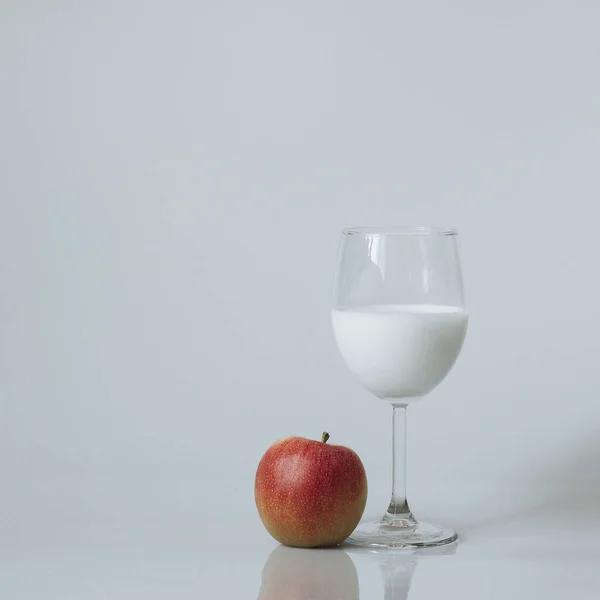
[{"x1": 255, "y1": 435, "x2": 368, "y2": 548}]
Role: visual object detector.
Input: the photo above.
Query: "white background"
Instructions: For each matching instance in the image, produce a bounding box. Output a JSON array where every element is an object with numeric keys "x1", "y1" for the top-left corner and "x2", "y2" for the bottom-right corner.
[{"x1": 2, "y1": 1, "x2": 600, "y2": 597}]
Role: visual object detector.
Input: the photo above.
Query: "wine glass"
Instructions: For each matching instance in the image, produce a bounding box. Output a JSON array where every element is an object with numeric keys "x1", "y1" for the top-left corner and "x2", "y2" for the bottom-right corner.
[{"x1": 331, "y1": 226, "x2": 468, "y2": 548}]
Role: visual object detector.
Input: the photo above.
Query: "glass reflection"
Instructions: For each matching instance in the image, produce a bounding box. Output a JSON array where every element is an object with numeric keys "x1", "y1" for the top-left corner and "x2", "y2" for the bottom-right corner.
[
  {"x1": 257, "y1": 542, "x2": 457, "y2": 600},
  {"x1": 345, "y1": 542, "x2": 457, "y2": 600}
]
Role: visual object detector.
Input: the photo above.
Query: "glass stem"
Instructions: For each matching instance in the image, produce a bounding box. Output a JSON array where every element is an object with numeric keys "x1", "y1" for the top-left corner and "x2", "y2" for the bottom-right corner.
[{"x1": 383, "y1": 404, "x2": 416, "y2": 526}]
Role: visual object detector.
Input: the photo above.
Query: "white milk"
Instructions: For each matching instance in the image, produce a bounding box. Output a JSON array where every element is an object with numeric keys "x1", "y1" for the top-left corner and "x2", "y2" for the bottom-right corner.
[{"x1": 331, "y1": 305, "x2": 468, "y2": 399}]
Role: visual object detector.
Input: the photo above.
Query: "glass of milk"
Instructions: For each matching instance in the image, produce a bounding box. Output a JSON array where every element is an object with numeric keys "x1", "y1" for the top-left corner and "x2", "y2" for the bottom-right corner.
[{"x1": 332, "y1": 226, "x2": 468, "y2": 548}]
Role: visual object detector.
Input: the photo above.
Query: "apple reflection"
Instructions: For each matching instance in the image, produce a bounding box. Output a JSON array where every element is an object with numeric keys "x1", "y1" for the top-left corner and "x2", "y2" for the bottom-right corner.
[{"x1": 257, "y1": 545, "x2": 359, "y2": 600}]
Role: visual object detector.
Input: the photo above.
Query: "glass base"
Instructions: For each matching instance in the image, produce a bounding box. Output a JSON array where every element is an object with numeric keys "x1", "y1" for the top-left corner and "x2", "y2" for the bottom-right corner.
[{"x1": 346, "y1": 519, "x2": 458, "y2": 549}]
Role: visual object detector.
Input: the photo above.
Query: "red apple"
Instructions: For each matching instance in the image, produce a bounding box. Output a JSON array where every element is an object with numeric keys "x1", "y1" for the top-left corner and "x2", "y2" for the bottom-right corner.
[{"x1": 255, "y1": 432, "x2": 367, "y2": 548}]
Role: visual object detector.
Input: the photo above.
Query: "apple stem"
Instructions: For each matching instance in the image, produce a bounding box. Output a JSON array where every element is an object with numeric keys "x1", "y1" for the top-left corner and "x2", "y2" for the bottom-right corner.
[{"x1": 321, "y1": 432, "x2": 330, "y2": 443}]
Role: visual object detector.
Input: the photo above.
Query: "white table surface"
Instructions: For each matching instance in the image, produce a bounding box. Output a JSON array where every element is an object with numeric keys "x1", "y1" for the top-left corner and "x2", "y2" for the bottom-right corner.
[{"x1": 4, "y1": 468, "x2": 600, "y2": 600}]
